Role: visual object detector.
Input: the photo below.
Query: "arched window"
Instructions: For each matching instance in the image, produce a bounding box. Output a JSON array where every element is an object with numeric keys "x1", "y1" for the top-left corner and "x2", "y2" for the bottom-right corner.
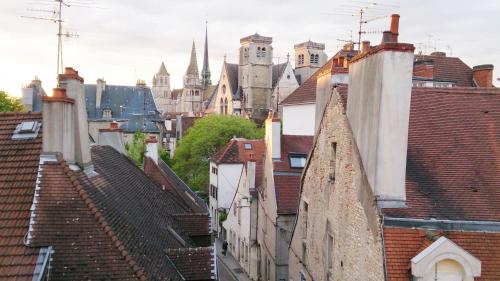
[
  {"x1": 160, "y1": 77, "x2": 163, "y2": 84},
  {"x1": 314, "y1": 54, "x2": 319, "y2": 64},
  {"x1": 222, "y1": 84, "x2": 226, "y2": 94},
  {"x1": 220, "y1": 98, "x2": 224, "y2": 114},
  {"x1": 261, "y1": 47, "x2": 266, "y2": 57},
  {"x1": 310, "y1": 54, "x2": 314, "y2": 63},
  {"x1": 257, "y1": 47, "x2": 261, "y2": 58},
  {"x1": 224, "y1": 97, "x2": 228, "y2": 115}
]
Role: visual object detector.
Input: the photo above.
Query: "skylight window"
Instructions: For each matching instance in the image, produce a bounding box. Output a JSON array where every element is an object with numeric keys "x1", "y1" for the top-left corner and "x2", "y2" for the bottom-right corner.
[
  {"x1": 289, "y1": 153, "x2": 307, "y2": 168},
  {"x1": 12, "y1": 121, "x2": 41, "y2": 140},
  {"x1": 244, "y1": 143, "x2": 252, "y2": 150}
]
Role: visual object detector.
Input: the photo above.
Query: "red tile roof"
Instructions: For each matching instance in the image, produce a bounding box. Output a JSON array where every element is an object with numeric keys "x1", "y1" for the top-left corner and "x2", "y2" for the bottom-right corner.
[
  {"x1": 273, "y1": 135, "x2": 313, "y2": 215},
  {"x1": 383, "y1": 87, "x2": 500, "y2": 221},
  {"x1": 212, "y1": 139, "x2": 265, "y2": 164},
  {"x1": 165, "y1": 247, "x2": 214, "y2": 281},
  {"x1": 0, "y1": 112, "x2": 42, "y2": 281},
  {"x1": 414, "y1": 54, "x2": 474, "y2": 87},
  {"x1": 32, "y1": 159, "x2": 140, "y2": 280},
  {"x1": 273, "y1": 135, "x2": 314, "y2": 173},
  {"x1": 274, "y1": 175, "x2": 301, "y2": 215},
  {"x1": 280, "y1": 58, "x2": 334, "y2": 106},
  {"x1": 383, "y1": 227, "x2": 500, "y2": 280}
]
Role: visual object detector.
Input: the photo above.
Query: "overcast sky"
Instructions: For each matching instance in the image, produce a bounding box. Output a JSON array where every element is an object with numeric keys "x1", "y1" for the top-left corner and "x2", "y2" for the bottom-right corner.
[{"x1": 1, "y1": 0, "x2": 499, "y2": 97}]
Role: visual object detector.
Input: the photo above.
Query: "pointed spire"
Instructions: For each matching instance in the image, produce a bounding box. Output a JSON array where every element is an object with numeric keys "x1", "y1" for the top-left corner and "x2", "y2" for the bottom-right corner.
[
  {"x1": 158, "y1": 62, "x2": 169, "y2": 75},
  {"x1": 201, "y1": 21, "x2": 212, "y2": 88},
  {"x1": 186, "y1": 41, "x2": 199, "y2": 76}
]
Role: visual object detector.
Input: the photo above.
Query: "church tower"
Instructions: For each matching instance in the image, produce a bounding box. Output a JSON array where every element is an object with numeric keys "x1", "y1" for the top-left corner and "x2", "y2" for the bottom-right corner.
[
  {"x1": 201, "y1": 22, "x2": 212, "y2": 88},
  {"x1": 178, "y1": 42, "x2": 204, "y2": 113},
  {"x1": 294, "y1": 41, "x2": 328, "y2": 84},
  {"x1": 152, "y1": 62, "x2": 172, "y2": 113},
  {"x1": 239, "y1": 33, "x2": 273, "y2": 122}
]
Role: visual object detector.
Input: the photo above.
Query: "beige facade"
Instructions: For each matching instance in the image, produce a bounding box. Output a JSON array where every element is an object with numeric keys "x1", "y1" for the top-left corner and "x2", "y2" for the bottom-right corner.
[
  {"x1": 152, "y1": 62, "x2": 174, "y2": 113},
  {"x1": 288, "y1": 87, "x2": 385, "y2": 281},
  {"x1": 294, "y1": 41, "x2": 328, "y2": 84}
]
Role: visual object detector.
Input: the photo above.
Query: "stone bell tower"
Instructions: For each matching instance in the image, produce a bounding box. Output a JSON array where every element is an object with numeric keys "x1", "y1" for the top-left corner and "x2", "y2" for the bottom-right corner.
[
  {"x1": 152, "y1": 62, "x2": 172, "y2": 113},
  {"x1": 238, "y1": 33, "x2": 273, "y2": 123}
]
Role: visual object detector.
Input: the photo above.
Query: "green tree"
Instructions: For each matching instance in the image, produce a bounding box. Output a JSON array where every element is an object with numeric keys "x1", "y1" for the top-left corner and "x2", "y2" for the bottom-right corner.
[
  {"x1": 0, "y1": 91, "x2": 24, "y2": 112},
  {"x1": 126, "y1": 131, "x2": 146, "y2": 167},
  {"x1": 172, "y1": 115, "x2": 263, "y2": 196}
]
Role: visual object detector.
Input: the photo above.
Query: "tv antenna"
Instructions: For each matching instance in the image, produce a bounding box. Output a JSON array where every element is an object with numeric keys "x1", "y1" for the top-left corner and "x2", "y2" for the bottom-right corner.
[
  {"x1": 325, "y1": 1, "x2": 398, "y2": 50},
  {"x1": 22, "y1": 0, "x2": 102, "y2": 82}
]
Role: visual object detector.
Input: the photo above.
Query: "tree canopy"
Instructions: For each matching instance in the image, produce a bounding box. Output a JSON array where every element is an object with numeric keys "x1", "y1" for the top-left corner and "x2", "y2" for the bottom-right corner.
[
  {"x1": 125, "y1": 131, "x2": 146, "y2": 167},
  {"x1": 172, "y1": 115, "x2": 263, "y2": 195},
  {"x1": 0, "y1": 91, "x2": 24, "y2": 112}
]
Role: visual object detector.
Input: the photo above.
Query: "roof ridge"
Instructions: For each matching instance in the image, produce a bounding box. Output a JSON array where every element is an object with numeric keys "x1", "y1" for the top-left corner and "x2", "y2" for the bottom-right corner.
[
  {"x1": 60, "y1": 160, "x2": 147, "y2": 281},
  {"x1": 215, "y1": 139, "x2": 238, "y2": 163}
]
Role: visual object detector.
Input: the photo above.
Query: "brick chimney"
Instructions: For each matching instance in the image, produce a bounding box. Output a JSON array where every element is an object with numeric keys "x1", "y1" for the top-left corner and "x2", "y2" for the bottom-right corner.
[
  {"x1": 145, "y1": 135, "x2": 159, "y2": 164},
  {"x1": 390, "y1": 14, "x2": 400, "y2": 43},
  {"x1": 58, "y1": 67, "x2": 93, "y2": 172},
  {"x1": 347, "y1": 14, "x2": 414, "y2": 208},
  {"x1": 361, "y1": 41, "x2": 371, "y2": 53},
  {"x1": 98, "y1": 121, "x2": 125, "y2": 154},
  {"x1": 42, "y1": 88, "x2": 76, "y2": 163},
  {"x1": 265, "y1": 112, "x2": 281, "y2": 160},
  {"x1": 413, "y1": 60, "x2": 435, "y2": 79},
  {"x1": 473, "y1": 64, "x2": 494, "y2": 88}
]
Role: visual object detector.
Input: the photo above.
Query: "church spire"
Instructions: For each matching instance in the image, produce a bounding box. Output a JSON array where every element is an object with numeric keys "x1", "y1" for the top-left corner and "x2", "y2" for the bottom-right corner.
[
  {"x1": 201, "y1": 21, "x2": 212, "y2": 88},
  {"x1": 158, "y1": 61, "x2": 169, "y2": 75},
  {"x1": 186, "y1": 41, "x2": 199, "y2": 77}
]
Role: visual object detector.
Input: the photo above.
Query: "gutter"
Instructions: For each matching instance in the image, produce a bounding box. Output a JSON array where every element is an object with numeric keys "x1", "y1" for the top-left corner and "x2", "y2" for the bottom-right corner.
[{"x1": 384, "y1": 217, "x2": 500, "y2": 232}]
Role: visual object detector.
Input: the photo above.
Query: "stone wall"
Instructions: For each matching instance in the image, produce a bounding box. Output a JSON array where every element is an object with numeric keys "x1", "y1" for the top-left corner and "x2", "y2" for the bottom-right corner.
[{"x1": 289, "y1": 88, "x2": 385, "y2": 281}]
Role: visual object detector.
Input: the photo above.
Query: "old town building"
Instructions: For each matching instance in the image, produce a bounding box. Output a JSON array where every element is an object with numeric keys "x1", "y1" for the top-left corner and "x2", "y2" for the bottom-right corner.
[{"x1": 289, "y1": 15, "x2": 500, "y2": 281}]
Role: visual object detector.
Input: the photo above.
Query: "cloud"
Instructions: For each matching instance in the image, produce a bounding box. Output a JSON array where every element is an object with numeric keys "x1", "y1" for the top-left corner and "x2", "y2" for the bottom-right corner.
[{"x1": 0, "y1": 0, "x2": 499, "y2": 97}]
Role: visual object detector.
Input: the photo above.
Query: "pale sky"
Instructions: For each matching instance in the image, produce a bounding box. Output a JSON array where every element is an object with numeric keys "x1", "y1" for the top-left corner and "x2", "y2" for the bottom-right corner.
[{"x1": 1, "y1": 0, "x2": 499, "y2": 97}]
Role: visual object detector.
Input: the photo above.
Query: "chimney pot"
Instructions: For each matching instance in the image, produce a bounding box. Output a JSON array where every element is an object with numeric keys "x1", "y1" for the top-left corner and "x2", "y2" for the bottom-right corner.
[
  {"x1": 390, "y1": 14, "x2": 400, "y2": 43},
  {"x1": 382, "y1": 31, "x2": 393, "y2": 43},
  {"x1": 52, "y1": 88, "x2": 67, "y2": 98},
  {"x1": 361, "y1": 41, "x2": 371, "y2": 53},
  {"x1": 473, "y1": 64, "x2": 494, "y2": 88},
  {"x1": 110, "y1": 121, "x2": 119, "y2": 129}
]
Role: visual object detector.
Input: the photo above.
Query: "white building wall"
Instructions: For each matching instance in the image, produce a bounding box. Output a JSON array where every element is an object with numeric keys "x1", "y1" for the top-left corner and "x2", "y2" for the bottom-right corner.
[
  {"x1": 271, "y1": 63, "x2": 299, "y2": 109},
  {"x1": 282, "y1": 104, "x2": 315, "y2": 136}
]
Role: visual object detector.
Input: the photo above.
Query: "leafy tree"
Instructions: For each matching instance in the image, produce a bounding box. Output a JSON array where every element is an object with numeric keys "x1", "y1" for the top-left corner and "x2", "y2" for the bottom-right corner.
[
  {"x1": 126, "y1": 131, "x2": 146, "y2": 167},
  {"x1": 172, "y1": 115, "x2": 263, "y2": 195},
  {"x1": 159, "y1": 147, "x2": 173, "y2": 166},
  {"x1": 0, "y1": 91, "x2": 24, "y2": 112}
]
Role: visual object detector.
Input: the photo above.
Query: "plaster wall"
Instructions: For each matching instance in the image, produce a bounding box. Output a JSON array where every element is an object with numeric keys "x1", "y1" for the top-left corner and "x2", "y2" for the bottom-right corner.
[
  {"x1": 282, "y1": 104, "x2": 315, "y2": 136},
  {"x1": 346, "y1": 50, "x2": 414, "y2": 204}
]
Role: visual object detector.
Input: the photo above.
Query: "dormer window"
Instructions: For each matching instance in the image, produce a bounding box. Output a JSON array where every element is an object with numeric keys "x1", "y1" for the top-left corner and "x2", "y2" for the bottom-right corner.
[
  {"x1": 102, "y1": 108, "x2": 112, "y2": 119},
  {"x1": 411, "y1": 236, "x2": 481, "y2": 281},
  {"x1": 289, "y1": 153, "x2": 307, "y2": 168},
  {"x1": 12, "y1": 121, "x2": 41, "y2": 140},
  {"x1": 244, "y1": 143, "x2": 252, "y2": 150}
]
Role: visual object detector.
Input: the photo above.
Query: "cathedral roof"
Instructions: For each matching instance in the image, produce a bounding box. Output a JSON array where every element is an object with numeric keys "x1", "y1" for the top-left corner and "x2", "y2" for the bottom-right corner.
[
  {"x1": 186, "y1": 42, "x2": 199, "y2": 76},
  {"x1": 158, "y1": 62, "x2": 169, "y2": 75}
]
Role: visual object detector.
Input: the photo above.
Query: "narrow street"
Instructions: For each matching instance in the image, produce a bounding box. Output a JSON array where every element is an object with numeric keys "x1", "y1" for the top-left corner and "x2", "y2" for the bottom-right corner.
[{"x1": 217, "y1": 257, "x2": 237, "y2": 281}]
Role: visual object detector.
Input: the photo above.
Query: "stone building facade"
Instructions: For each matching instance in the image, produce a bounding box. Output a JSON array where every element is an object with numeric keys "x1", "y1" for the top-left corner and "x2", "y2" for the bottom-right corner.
[
  {"x1": 294, "y1": 40, "x2": 328, "y2": 84},
  {"x1": 152, "y1": 62, "x2": 174, "y2": 113}
]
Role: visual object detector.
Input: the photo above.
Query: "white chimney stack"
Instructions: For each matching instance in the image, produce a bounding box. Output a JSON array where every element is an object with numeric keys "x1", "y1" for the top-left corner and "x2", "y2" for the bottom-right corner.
[
  {"x1": 42, "y1": 88, "x2": 76, "y2": 163},
  {"x1": 98, "y1": 121, "x2": 125, "y2": 154},
  {"x1": 247, "y1": 161, "x2": 256, "y2": 190},
  {"x1": 265, "y1": 112, "x2": 281, "y2": 160},
  {"x1": 347, "y1": 15, "x2": 414, "y2": 208},
  {"x1": 145, "y1": 135, "x2": 159, "y2": 164},
  {"x1": 58, "y1": 67, "x2": 93, "y2": 171}
]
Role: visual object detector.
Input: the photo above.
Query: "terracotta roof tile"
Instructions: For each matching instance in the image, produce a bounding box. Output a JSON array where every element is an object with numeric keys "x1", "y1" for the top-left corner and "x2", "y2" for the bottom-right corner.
[
  {"x1": 274, "y1": 175, "x2": 301, "y2": 214},
  {"x1": 383, "y1": 227, "x2": 500, "y2": 280},
  {"x1": 414, "y1": 54, "x2": 474, "y2": 87},
  {"x1": 383, "y1": 87, "x2": 500, "y2": 221},
  {"x1": 212, "y1": 139, "x2": 265, "y2": 164},
  {"x1": 0, "y1": 112, "x2": 42, "y2": 280},
  {"x1": 165, "y1": 247, "x2": 214, "y2": 280}
]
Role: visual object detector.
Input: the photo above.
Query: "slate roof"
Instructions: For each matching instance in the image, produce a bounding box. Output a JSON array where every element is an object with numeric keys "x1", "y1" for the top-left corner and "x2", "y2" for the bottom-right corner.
[
  {"x1": 414, "y1": 54, "x2": 474, "y2": 87},
  {"x1": 273, "y1": 135, "x2": 313, "y2": 214},
  {"x1": 225, "y1": 63, "x2": 239, "y2": 97},
  {"x1": 272, "y1": 63, "x2": 288, "y2": 89},
  {"x1": 383, "y1": 227, "x2": 500, "y2": 280},
  {"x1": 382, "y1": 87, "x2": 500, "y2": 221},
  {"x1": 0, "y1": 112, "x2": 42, "y2": 281},
  {"x1": 84, "y1": 84, "x2": 159, "y2": 121}
]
